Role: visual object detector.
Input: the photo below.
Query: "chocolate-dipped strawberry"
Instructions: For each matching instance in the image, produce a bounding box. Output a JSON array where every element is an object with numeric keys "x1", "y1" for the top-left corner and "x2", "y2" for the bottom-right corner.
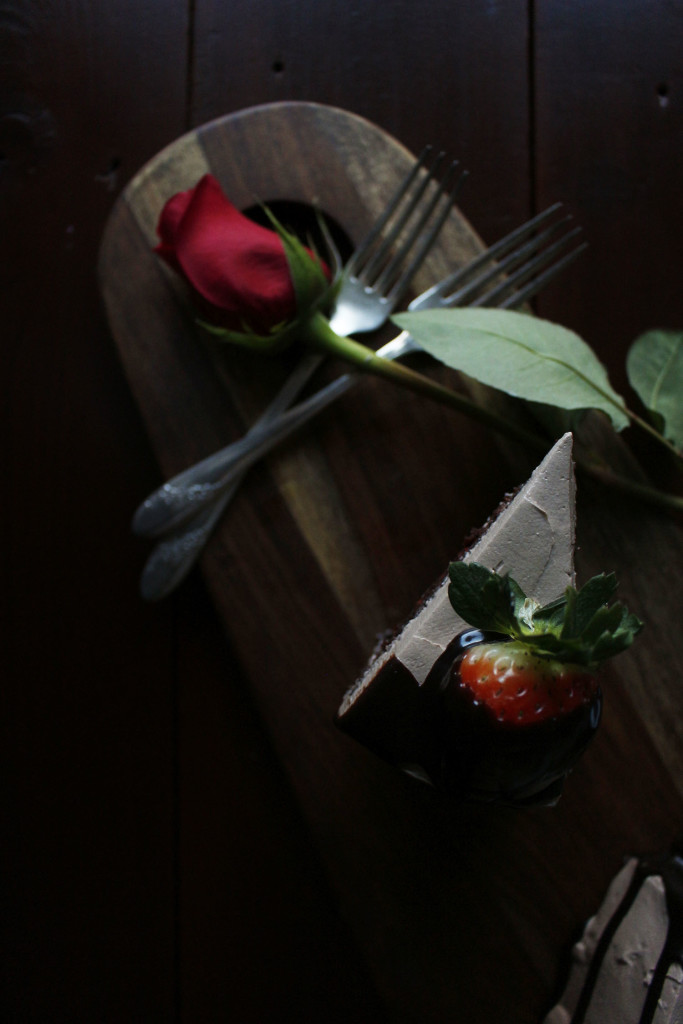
[
  {"x1": 336, "y1": 433, "x2": 643, "y2": 806},
  {"x1": 422, "y1": 563, "x2": 641, "y2": 805}
]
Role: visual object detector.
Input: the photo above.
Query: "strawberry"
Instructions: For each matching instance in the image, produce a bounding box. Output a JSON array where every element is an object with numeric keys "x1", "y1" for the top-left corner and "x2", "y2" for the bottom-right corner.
[
  {"x1": 422, "y1": 564, "x2": 642, "y2": 805},
  {"x1": 456, "y1": 642, "x2": 597, "y2": 726}
]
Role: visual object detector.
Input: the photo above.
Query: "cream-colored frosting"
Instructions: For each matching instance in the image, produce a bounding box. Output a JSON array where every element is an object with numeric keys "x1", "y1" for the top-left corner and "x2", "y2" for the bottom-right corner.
[
  {"x1": 544, "y1": 858, "x2": 683, "y2": 1024},
  {"x1": 350, "y1": 432, "x2": 576, "y2": 701}
]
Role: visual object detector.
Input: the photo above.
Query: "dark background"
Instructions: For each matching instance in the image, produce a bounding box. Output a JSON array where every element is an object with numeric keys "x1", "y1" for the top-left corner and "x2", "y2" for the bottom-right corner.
[{"x1": 3, "y1": 2, "x2": 682, "y2": 1021}]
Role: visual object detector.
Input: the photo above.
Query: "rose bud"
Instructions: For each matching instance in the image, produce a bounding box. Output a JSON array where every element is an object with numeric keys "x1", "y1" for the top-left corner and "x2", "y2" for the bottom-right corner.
[{"x1": 155, "y1": 174, "x2": 333, "y2": 349}]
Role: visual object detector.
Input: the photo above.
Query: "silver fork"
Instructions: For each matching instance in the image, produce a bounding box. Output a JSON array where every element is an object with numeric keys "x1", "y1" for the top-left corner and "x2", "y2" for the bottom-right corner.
[
  {"x1": 140, "y1": 206, "x2": 586, "y2": 600},
  {"x1": 133, "y1": 147, "x2": 466, "y2": 539}
]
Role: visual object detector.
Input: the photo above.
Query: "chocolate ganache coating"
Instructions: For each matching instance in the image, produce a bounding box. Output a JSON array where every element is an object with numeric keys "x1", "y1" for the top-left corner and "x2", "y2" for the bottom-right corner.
[
  {"x1": 336, "y1": 628, "x2": 602, "y2": 807},
  {"x1": 421, "y1": 630, "x2": 602, "y2": 807}
]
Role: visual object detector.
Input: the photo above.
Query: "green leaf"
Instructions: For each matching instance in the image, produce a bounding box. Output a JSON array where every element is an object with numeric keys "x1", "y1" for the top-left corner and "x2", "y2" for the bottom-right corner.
[
  {"x1": 528, "y1": 595, "x2": 568, "y2": 635},
  {"x1": 447, "y1": 562, "x2": 519, "y2": 635},
  {"x1": 626, "y1": 330, "x2": 683, "y2": 450},
  {"x1": 394, "y1": 307, "x2": 630, "y2": 431},
  {"x1": 561, "y1": 573, "x2": 618, "y2": 639},
  {"x1": 447, "y1": 562, "x2": 642, "y2": 666}
]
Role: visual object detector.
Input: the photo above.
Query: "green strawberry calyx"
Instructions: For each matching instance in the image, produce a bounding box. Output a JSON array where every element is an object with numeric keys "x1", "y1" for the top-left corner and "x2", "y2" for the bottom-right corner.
[{"x1": 447, "y1": 562, "x2": 643, "y2": 668}]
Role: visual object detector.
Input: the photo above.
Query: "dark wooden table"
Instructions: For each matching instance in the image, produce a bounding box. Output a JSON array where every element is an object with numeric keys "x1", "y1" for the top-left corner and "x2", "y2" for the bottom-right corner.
[{"x1": 4, "y1": 4, "x2": 683, "y2": 1022}]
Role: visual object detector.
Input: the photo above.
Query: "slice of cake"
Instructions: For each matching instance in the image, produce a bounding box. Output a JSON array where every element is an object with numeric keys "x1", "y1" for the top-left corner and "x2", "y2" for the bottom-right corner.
[
  {"x1": 344, "y1": 431, "x2": 577, "y2": 695},
  {"x1": 336, "y1": 433, "x2": 640, "y2": 806},
  {"x1": 543, "y1": 851, "x2": 683, "y2": 1023}
]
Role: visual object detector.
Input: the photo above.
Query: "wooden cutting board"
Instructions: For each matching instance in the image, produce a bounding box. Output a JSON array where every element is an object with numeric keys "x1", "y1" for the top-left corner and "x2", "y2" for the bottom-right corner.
[{"x1": 99, "y1": 101, "x2": 683, "y2": 1023}]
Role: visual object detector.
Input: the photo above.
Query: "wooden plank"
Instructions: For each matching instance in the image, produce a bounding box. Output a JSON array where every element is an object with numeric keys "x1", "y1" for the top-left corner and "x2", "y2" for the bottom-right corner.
[
  {"x1": 100, "y1": 101, "x2": 683, "y2": 1022},
  {"x1": 2, "y1": 2, "x2": 189, "y2": 1019},
  {"x1": 191, "y1": 0, "x2": 531, "y2": 244},
  {"x1": 534, "y1": 0, "x2": 683, "y2": 391},
  {"x1": 174, "y1": 577, "x2": 387, "y2": 1023}
]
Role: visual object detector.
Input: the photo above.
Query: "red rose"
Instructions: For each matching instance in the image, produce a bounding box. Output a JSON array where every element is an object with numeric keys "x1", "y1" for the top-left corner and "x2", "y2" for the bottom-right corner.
[{"x1": 155, "y1": 174, "x2": 330, "y2": 336}]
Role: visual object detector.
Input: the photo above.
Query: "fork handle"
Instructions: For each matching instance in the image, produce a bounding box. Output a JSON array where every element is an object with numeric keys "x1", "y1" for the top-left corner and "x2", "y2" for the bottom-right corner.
[
  {"x1": 140, "y1": 479, "x2": 241, "y2": 600},
  {"x1": 138, "y1": 334, "x2": 422, "y2": 597},
  {"x1": 137, "y1": 368, "x2": 365, "y2": 599},
  {"x1": 132, "y1": 350, "x2": 326, "y2": 536},
  {"x1": 139, "y1": 368, "x2": 357, "y2": 536},
  {"x1": 134, "y1": 329, "x2": 418, "y2": 537}
]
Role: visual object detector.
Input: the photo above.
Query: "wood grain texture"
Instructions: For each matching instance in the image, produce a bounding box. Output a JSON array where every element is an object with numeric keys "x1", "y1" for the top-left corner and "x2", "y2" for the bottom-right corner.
[
  {"x1": 534, "y1": 0, "x2": 683, "y2": 392},
  {"x1": 100, "y1": 102, "x2": 683, "y2": 1023},
  {"x1": 191, "y1": 0, "x2": 532, "y2": 246},
  {"x1": 2, "y1": 3, "x2": 190, "y2": 1020}
]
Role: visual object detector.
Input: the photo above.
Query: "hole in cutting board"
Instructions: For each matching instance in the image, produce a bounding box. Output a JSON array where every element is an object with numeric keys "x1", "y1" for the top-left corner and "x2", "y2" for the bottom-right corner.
[{"x1": 243, "y1": 200, "x2": 354, "y2": 267}]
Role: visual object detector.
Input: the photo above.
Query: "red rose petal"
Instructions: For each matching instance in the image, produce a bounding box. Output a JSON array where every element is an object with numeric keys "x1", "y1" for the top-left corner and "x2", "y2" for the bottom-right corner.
[{"x1": 156, "y1": 174, "x2": 297, "y2": 332}]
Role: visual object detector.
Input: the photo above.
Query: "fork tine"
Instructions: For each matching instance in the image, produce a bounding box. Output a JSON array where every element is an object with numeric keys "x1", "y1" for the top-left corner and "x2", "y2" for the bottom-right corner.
[
  {"x1": 496, "y1": 241, "x2": 589, "y2": 309},
  {"x1": 444, "y1": 219, "x2": 580, "y2": 307},
  {"x1": 343, "y1": 146, "x2": 433, "y2": 276},
  {"x1": 467, "y1": 228, "x2": 586, "y2": 309},
  {"x1": 374, "y1": 162, "x2": 469, "y2": 304},
  {"x1": 380, "y1": 230, "x2": 587, "y2": 364},
  {"x1": 358, "y1": 149, "x2": 448, "y2": 276},
  {"x1": 357, "y1": 150, "x2": 450, "y2": 281},
  {"x1": 410, "y1": 203, "x2": 564, "y2": 310}
]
